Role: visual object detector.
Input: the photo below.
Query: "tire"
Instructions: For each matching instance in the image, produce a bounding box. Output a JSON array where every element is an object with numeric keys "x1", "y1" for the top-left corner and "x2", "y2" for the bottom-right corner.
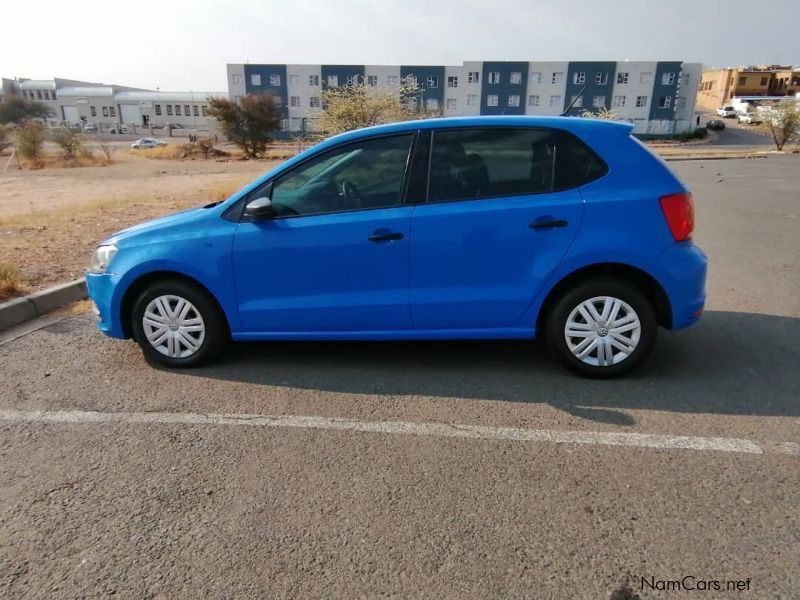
[
  {"x1": 131, "y1": 279, "x2": 227, "y2": 368},
  {"x1": 546, "y1": 277, "x2": 657, "y2": 378}
]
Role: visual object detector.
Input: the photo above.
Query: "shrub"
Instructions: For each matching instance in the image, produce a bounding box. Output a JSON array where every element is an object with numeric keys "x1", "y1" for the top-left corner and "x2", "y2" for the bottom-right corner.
[
  {"x1": 0, "y1": 124, "x2": 12, "y2": 154},
  {"x1": 50, "y1": 127, "x2": 83, "y2": 159},
  {"x1": 0, "y1": 262, "x2": 23, "y2": 300},
  {"x1": 16, "y1": 122, "x2": 46, "y2": 165}
]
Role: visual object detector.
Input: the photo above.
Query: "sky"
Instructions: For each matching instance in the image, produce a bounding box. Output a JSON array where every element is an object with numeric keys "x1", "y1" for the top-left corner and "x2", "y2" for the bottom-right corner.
[{"x1": 2, "y1": 0, "x2": 798, "y2": 92}]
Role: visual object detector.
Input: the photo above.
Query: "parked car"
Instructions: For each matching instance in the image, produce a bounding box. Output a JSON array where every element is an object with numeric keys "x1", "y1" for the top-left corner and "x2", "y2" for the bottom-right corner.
[
  {"x1": 109, "y1": 125, "x2": 130, "y2": 134},
  {"x1": 737, "y1": 113, "x2": 762, "y2": 125},
  {"x1": 86, "y1": 117, "x2": 707, "y2": 377},
  {"x1": 716, "y1": 106, "x2": 737, "y2": 118},
  {"x1": 131, "y1": 138, "x2": 167, "y2": 149},
  {"x1": 705, "y1": 119, "x2": 726, "y2": 131},
  {"x1": 83, "y1": 123, "x2": 98, "y2": 133}
]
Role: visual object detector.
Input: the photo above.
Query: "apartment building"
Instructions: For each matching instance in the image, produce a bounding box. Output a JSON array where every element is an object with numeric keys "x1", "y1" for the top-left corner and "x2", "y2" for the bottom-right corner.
[
  {"x1": 696, "y1": 65, "x2": 800, "y2": 109},
  {"x1": 227, "y1": 60, "x2": 702, "y2": 135}
]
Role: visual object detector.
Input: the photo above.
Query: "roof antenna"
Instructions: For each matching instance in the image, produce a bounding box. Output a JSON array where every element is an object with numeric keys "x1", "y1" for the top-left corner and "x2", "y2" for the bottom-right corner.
[{"x1": 561, "y1": 84, "x2": 587, "y2": 116}]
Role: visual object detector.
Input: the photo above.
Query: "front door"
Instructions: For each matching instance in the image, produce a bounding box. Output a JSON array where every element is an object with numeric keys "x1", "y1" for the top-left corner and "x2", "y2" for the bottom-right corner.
[
  {"x1": 410, "y1": 127, "x2": 595, "y2": 330},
  {"x1": 232, "y1": 133, "x2": 416, "y2": 333}
]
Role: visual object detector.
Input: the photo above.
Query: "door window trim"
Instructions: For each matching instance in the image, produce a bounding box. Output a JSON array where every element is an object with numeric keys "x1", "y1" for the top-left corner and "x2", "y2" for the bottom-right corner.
[{"x1": 231, "y1": 131, "x2": 420, "y2": 222}]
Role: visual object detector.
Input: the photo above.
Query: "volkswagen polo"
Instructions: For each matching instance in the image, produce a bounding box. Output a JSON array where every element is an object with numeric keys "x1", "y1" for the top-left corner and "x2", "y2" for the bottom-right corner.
[{"x1": 86, "y1": 117, "x2": 707, "y2": 377}]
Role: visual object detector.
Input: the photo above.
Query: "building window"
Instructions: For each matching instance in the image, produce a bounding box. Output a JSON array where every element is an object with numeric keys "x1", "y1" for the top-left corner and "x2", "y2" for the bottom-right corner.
[
  {"x1": 573, "y1": 72, "x2": 585, "y2": 85},
  {"x1": 552, "y1": 72, "x2": 563, "y2": 84},
  {"x1": 232, "y1": 74, "x2": 242, "y2": 85},
  {"x1": 309, "y1": 96, "x2": 321, "y2": 108},
  {"x1": 681, "y1": 74, "x2": 690, "y2": 86},
  {"x1": 109, "y1": 106, "x2": 115, "y2": 117},
  {"x1": 309, "y1": 75, "x2": 319, "y2": 86},
  {"x1": 426, "y1": 98, "x2": 438, "y2": 110},
  {"x1": 636, "y1": 96, "x2": 648, "y2": 107},
  {"x1": 155, "y1": 104, "x2": 162, "y2": 116},
  {"x1": 528, "y1": 94, "x2": 540, "y2": 106},
  {"x1": 387, "y1": 75, "x2": 399, "y2": 85},
  {"x1": 367, "y1": 75, "x2": 378, "y2": 86},
  {"x1": 468, "y1": 71, "x2": 479, "y2": 84},
  {"x1": 407, "y1": 97, "x2": 418, "y2": 110},
  {"x1": 760, "y1": 76, "x2": 768, "y2": 86},
  {"x1": 346, "y1": 75, "x2": 357, "y2": 86},
  {"x1": 466, "y1": 94, "x2": 478, "y2": 106},
  {"x1": 595, "y1": 72, "x2": 608, "y2": 85},
  {"x1": 426, "y1": 75, "x2": 438, "y2": 88},
  {"x1": 193, "y1": 105, "x2": 199, "y2": 117},
  {"x1": 290, "y1": 96, "x2": 300, "y2": 107},
  {"x1": 488, "y1": 72, "x2": 500, "y2": 84},
  {"x1": 662, "y1": 72, "x2": 676, "y2": 85},
  {"x1": 510, "y1": 72, "x2": 522, "y2": 84},
  {"x1": 507, "y1": 94, "x2": 520, "y2": 107},
  {"x1": 612, "y1": 95, "x2": 626, "y2": 107},
  {"x1": 177, "y1": 105, "x2": 183, "y2": 116},
  {"x1": 289, "y1": 74, "x2": 299, "y2": 86},
  {"x1": 447, "y1": 76, "x2": 458, "y2": 88},
  {"x1": 675, "y1": 97, "x2": 686, "y2": 109},
  {"x1": 90, "y1": 106, "x2": 97, "y2": 117},
  {"x1": 549, "y1": 94, "x2": 562, "y2": 107},
  {"x1": 250, "y1": 74, "x2": 261, "y2": 86},
  {"x1": 201, "y1": 105, "x2": 208, "y2": 116},
  {"x1": 570, "y1": 95, "x2": 583, "y2": 108},
  {"x1": 446, "y1": 98, "x2": 456, "y2": 110},
  {"x1": 658, "y1": 96, "x2": 672, "y2": 108},
  {"x1": 36, "y1": 90, "x2": 43, "y2": 99},
  {"x1": 102, "y1": 106, "x2": 109, "y2": 117},
  {"x1": 327, "y1": 75, "x2": 338, "y2": 87},
  {"x1": 167, "y1": 105, "x2": 173, "y2": 116},
  {"x1": 592, "y1": 95, "x2": 606, "y2": 108},
  {"x1": 267, "y1": 74, "x2": 279, "y2": 86},
  {"x1": 530, "y1": 71, "x2": 542, "y2": 84},
  {"x1": 184, "y1": 105, "x2": 190, "y2": 115},
  {"x1": 640, "y1": 72, "x2": 652, "y2": 84},
  {"x1": 617, "y1": 72, "x2": 629, "y2": 84},
  {"x1": 487, "y1": 94, "x2": 499, "y2": 107}
]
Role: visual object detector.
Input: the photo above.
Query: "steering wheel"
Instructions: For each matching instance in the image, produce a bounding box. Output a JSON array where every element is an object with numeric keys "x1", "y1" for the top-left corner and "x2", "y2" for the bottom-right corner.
[{"x1": 340, "y1": 180, "x2": 362, "y2": 208}]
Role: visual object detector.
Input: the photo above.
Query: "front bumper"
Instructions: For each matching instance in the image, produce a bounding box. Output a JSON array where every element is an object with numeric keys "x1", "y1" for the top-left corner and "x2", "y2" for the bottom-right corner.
[{"x1": 85, "y1": 272, "x2": 126, "y2": 338}]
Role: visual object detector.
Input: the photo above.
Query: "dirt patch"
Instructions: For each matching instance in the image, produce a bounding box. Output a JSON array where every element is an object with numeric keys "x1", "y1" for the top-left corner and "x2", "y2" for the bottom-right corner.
[{"x1": 0, "y1": 153, "x2": 277, "y2": 295}]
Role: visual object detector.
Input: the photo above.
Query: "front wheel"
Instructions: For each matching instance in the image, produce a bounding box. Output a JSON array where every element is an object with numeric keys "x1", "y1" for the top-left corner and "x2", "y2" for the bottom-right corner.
[
  {"x1": 131, "y1": 280, "x2": 227, "y2": 368},
  {"x1": 546, "y1": 278, "x2": 657, "y2": 378}
]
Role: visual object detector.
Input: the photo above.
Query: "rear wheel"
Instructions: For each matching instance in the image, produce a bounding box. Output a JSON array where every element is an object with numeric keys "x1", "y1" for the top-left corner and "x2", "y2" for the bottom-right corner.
[
  {"x1": 131, "y1": 280, "x2": 226, "y2": 368},
  {"x1": 546, "y1": 278, "x2": 657, "y2": 378}
]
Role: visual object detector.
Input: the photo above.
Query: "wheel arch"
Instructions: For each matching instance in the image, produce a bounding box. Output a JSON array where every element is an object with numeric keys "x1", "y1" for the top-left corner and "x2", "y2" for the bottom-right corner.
[
  {"x1": 119, "y1": 270, "x2": 231, "y2": 339},
  {"x1": 535, "y1": 262, "x2": 672, "y2": 338}
]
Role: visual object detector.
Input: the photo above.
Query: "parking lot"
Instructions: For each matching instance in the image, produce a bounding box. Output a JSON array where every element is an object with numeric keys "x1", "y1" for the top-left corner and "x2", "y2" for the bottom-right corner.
[{"x1": 1, "y1": 156, "x2": 798, "y2": 598}]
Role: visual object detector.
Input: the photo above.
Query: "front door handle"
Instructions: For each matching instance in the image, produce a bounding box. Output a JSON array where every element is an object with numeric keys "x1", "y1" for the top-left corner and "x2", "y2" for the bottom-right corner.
[
  {"x1": 530, "y1": 219, "x2": 568, "y2": 230},
  {"x1": 368, "y1": 231, "x2": 404, "y2": 242}
]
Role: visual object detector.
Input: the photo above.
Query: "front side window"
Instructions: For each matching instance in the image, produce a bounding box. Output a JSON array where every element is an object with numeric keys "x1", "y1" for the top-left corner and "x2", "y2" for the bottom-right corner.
[
  {"x1": 428, "y1": 128, "x2": 606, "y2": 203},
  {"x1": 267, "y1": 134, "x2": 414, "y2": 218}
]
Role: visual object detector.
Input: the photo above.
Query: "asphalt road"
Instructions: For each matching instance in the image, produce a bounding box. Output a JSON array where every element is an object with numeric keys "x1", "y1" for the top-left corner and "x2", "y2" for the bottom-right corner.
[{"x1": 1, "y1": 157, "x2": 799, "y2": 598}]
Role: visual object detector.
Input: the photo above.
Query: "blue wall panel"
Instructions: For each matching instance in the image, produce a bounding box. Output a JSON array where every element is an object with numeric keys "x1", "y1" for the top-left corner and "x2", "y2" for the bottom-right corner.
[
  {"x1": 243, "y1": 64, "x2": 288, "y2": 119},
  {"x1": 480, "y1": 62, "x2": 528, "y2": 115},
  {"x1": 400, "y1": 65, "x2": 445, "y2": 110},
  {"x1": 563, "y1": 61, "x2": 617, "y2": 115},
  {"x1": 321, "y1": 65, "x2": 365, "y2": 90},
  {"x1": 649, "y1": 61, "x2": 683, "y2": 122}
]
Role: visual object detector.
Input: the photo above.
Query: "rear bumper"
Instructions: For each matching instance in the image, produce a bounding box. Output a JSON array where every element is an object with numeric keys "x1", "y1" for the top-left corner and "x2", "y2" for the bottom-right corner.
[
  {"x1": 659, "y1": 242, "x2": 707, "y2": 330},
  {"x1": 85, "y1": 273, "x2": 127, "y2": 339}
]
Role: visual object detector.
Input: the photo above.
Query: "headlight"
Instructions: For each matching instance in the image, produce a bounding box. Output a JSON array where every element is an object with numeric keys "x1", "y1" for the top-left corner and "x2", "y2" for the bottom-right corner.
[{"x1": 87, "y1": 245, "x2": 118, "y2": 274}]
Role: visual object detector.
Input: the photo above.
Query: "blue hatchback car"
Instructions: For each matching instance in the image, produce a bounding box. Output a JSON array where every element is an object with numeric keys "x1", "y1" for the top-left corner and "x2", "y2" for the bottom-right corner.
[{"x1": 86, "y1": 117, "x2": 706, "y2": 377}]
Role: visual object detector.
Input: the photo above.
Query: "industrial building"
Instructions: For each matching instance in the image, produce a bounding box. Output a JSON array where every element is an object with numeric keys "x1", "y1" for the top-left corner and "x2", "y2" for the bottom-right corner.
[
  {"x1": 1, "y1": 77, "x2": 225, "y2": 132},
  {"x1": 227, "y1": 60, "x2": 702, "y2": 135}
]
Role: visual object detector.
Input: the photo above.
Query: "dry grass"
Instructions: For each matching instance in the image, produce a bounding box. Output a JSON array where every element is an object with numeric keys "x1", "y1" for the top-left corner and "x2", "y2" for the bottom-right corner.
[
  {"x1": 0, "y1": 262, "x2": 25, "y2": 302},
  {"x1": 13, "y1": 151, "x2": 111, "y2": 170},
  {"x1": 0, "y1": 178, "x2": 250, "y2": 293}
]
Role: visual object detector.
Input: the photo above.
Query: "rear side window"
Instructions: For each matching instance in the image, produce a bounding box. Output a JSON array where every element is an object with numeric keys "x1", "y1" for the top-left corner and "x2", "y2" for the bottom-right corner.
[{"x1": 428, "y1": 128, "x2": 606, "y2": 202}]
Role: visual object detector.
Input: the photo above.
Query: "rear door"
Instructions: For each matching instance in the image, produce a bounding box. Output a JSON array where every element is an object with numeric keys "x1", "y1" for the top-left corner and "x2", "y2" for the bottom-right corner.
[{"x1": 409, "y1": 127, "x2": 604, "y2": 331}]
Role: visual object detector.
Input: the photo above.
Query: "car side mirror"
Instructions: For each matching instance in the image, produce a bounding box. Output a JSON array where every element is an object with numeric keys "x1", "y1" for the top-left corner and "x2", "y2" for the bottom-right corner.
[{"x1": 243, "y1": 197, "x2": 276, "y2": 220}]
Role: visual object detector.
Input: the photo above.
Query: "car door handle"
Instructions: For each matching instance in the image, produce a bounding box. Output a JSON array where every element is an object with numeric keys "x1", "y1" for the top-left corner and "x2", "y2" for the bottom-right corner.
[
  {"x1": 368, "y1": 231, "x2": 404, "y2": 242},
  {"x1": 530, "y1": 219, "x2": 568, "y2": 230}
]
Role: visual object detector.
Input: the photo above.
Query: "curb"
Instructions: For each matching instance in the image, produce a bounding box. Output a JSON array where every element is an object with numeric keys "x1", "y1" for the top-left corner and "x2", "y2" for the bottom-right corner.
[
  {"x1": 662, "y1": 154, "x2": 769, "y2": 162},
  {"x1": 0, "y1": 279, "x2": 87, "y2": 332}
]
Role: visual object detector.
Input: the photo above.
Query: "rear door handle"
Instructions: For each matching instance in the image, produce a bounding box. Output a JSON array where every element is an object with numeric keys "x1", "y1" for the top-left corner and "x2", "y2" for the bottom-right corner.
[
  {"x1": 368, "y1": 231, "x2": 404, "y2": 242},
  {"x1": 530, "y1": 219, "x2": 568, "y2": 230}
]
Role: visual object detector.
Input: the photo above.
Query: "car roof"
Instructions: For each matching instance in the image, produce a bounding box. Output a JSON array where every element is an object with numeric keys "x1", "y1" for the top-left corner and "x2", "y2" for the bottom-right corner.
[{"x1": 321, "y1": 116, "x2": 634, "y2": 148}]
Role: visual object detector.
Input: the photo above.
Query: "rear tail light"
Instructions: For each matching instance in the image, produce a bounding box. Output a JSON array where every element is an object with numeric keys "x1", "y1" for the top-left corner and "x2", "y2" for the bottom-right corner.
[{"x1": 659, "y1": 192, "x2": 694, "y2": 241}]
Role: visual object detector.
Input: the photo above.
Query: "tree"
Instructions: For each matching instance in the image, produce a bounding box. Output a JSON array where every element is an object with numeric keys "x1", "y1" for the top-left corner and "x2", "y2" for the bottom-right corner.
[
  {"x1": 0, "y1": 97, "x2": 52, "y2": 125},
  {"x1": 16, "y1": 122, "x2": 46, "y2": 165},
  {"x1": 317, "y1": 78, "x2": 436, "y2": 135},
  {"x1": 758, "y1": 100, "x2": 800, "y2": 151},
  {"x1": 580, "y1": 107, "x2": 621, "y2": 120},
  {"x1": 0, "y1": 124, "x2": 11, "y2": 154},
  {"x1": 50, "y1": 127, "x2": 83, "y2": 159},
  {"x1": 207, "y1": 94, "x2": 282, "y2": 158}
]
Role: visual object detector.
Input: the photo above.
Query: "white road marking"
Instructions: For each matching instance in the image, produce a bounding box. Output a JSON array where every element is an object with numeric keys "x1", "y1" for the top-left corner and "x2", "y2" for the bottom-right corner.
[{"x1": 1, "y1": 408, "x2": 795, "y2": 456}]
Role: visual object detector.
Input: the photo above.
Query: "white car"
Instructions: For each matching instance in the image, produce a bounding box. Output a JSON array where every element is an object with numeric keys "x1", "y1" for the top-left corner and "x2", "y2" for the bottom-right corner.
[
  {"x1": 131, "y1": 138, "x2": 167, "y2": 149},
  {"x1": 716, "y1": 106, "x2": 737, "y2": 118},
  {"x1": 737, "y1": 113, "x2": 762, "y2": 125}
]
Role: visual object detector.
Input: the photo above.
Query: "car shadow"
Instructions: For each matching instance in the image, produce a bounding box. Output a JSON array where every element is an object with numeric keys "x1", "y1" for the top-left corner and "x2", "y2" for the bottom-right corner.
[{"x1": 190, "y1": 311, "x2": 800, "y2": 425}]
